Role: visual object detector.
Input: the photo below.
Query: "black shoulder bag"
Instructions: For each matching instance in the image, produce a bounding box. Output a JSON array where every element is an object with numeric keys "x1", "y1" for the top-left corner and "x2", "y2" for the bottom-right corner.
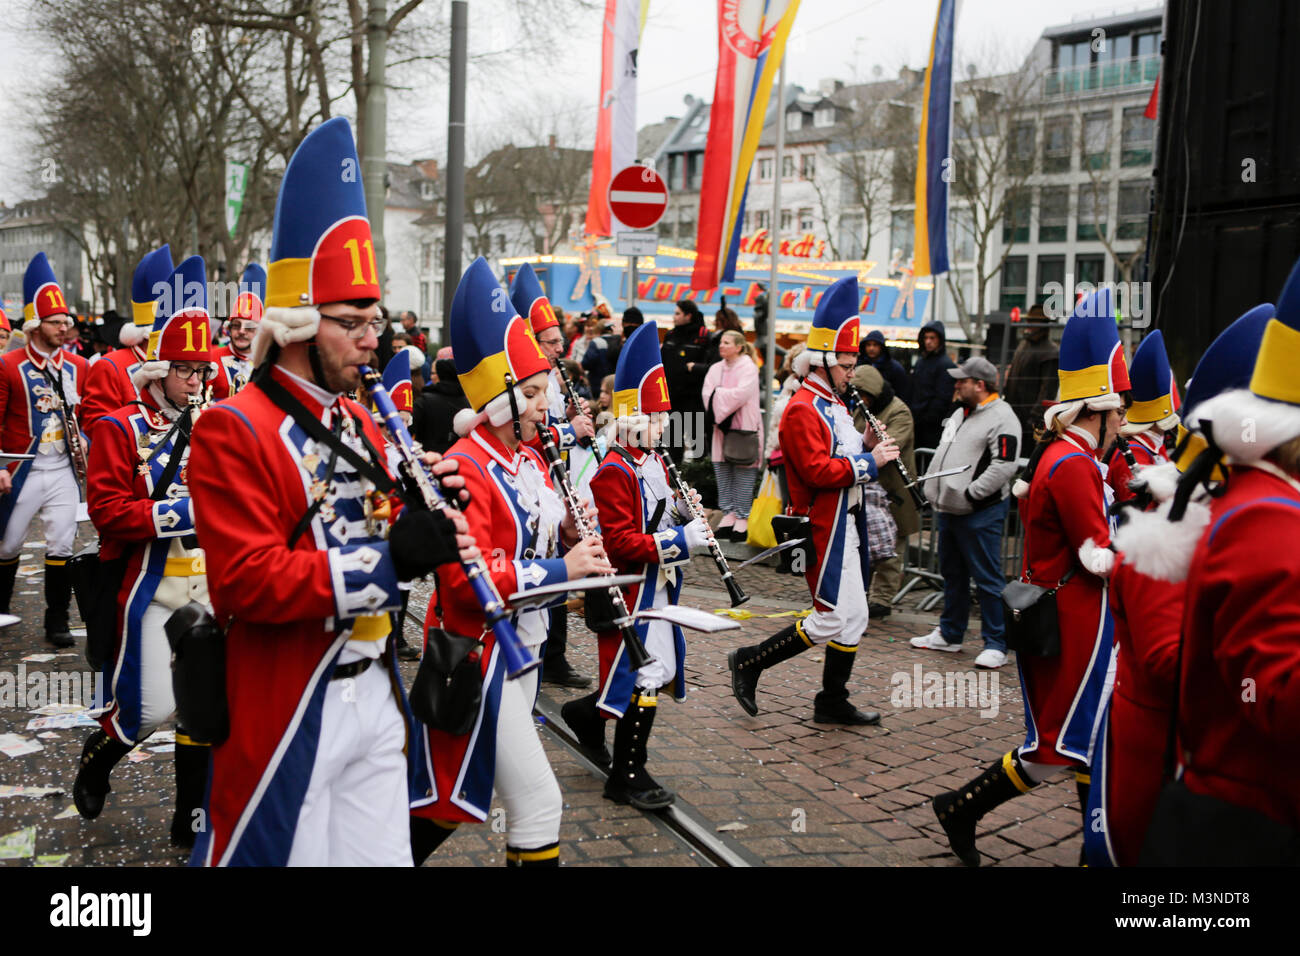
[
  {"x1": 1000, "y1": 514, "x2": 1072, "y2": 658},
  {"x1": 710, "y1": 392, "x2": 759, "y2": 466}
]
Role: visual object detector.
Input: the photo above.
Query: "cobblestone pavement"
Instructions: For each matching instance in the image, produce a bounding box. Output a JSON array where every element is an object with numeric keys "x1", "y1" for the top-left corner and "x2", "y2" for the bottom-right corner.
[{"x1": 0, "y1": 532, "x2": 1083, "y2": 868}]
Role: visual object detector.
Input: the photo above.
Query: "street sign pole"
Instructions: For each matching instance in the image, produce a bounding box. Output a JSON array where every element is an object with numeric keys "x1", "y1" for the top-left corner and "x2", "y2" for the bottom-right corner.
[{"x1": 609, "y1": 165, "x2": 668, "y2": 317}]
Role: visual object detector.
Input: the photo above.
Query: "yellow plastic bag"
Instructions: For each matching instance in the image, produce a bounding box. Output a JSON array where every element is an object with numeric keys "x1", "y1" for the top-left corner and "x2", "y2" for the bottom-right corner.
[{"x1": 746, "y1": 469, "x2": 780, "y2": 549}]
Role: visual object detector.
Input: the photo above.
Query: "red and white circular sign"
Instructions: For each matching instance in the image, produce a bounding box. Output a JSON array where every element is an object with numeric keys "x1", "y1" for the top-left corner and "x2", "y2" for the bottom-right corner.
[{"x1": 608, "y1": 165, "x2": 669, "y2": 230}]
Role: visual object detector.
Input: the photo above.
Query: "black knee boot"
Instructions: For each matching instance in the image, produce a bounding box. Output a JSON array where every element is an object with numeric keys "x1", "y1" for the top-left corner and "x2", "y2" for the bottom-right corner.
[
  {"x1": 813, "y1": 644, "x2": 880, "y2": 725},
  {"x1": 170, "y1": 732, "x2": 210, "y2": 848},
  {"x1": 728, "y1": 622, "x2": 810, "y2": 716},
  {"x1": 394, "y1": 590, "x2": 420, "y2": 661},
  {"x1": 505, "y1": 840, "x2": 559, "y2": 867},
  {"x1": 542, "y1": 607, "x2": 590, "y2": 688},
  {"x1": 1075, "y1": 769, "x2": 1091, "y2": 866},
  {"x1": 560, "y1": 691, "x2": 611, "y2": 769},
  {"x1": 933, "y1": 750, "x2": 1038, "y2": 867},
  {"x1": 44, "y1": 558, "x2": 75, "y2": 648},
  {"x1": 0, "y1": 557, "x2": 18, "y2": 615},
  {"x1": 410, "y1": 817, "x2": 460, "y2": 865},
  {"x1": 603, "y1": 690, "x2": 674, "y2": 810},
  {"x1": 73, "y1": 729, "x2": 133, "y2": 819}
]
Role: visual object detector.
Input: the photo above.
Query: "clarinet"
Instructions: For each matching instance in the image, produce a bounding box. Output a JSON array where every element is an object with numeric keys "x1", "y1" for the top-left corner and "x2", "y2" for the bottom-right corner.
[
  {"x1": 359, "y1": 365, "x2": 540, "y2": 680},
  {"x1": 44, "y1": 368, "x2": 88, "y2": 492},
  {"x1": 654, "y1": 443, "x2": 749, "y2": 608},
  {"x1": 853, "y1": 389, "x2": 928, "y2": 511},
  {"x1": 532, "y1": 415, "x2": 654, "y2": 670},
  {"x1": 553, "y1": 360, "x2": 599, "y2": 456}
]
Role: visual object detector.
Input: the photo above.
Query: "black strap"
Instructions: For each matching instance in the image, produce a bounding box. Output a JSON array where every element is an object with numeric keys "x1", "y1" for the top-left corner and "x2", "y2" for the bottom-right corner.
[
  {"x1": 40, "y1": 364, "x2": 79, "y2": 474},
  {"x1": 607, "y1": 445, "x2": 668, "y2": 530},
  {"x1": 287, "y1": 415, "x2": 344, "y2": 549},
  {"x1": 148, "y1": 407, "x2": 193, "y2": 502}
]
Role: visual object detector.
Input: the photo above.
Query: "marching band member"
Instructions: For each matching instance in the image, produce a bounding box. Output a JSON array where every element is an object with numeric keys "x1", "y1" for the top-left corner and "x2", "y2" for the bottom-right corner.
[
  {"x1": 562, "y1": 321, "x2": 711, "y2": 808},
  {"x1": 510, "y1": 262, "x2": 595, "y2": 689},
  {"x1": 0, "y1": 253, "x2": 88, "y2": 647},
  {"x1": 209, "y1": 263, "x2": 264, "y2": 400},
  {"x1": 1105, "y1": 329, "x2": 1178, "y2": 503},
  {"x1": 729, "y1": 277, "x2": 899, "y2": 724},
  {"x1": 0, "y1": 308, "x2": 12, "y2": 352},
  {"x1": 380, "y1": 351, "x2": 422, "y2": 662},
  {"x1": 410, "y1": 257, "x2": 611, "y2": 868},
  {"x1": 74, "y1": 255, "x2": 215, "y2": 845},
  {"x1": 80, "y1": 246, "x2": 173, "y2": 431},
  {"x1": 1096, "y1": 304, "x2": 1273, "y2": 866},
  {"x1": 186, "y1": 118, "x2": 470, "y2": 866},
  {"x1": 933, "y1": 290, "x2": 1129, "y2": 867}
]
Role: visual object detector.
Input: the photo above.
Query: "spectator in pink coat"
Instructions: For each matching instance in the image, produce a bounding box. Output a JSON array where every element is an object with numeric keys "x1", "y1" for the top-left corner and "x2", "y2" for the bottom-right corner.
[{"x1": 702, "y1": 330, "x2": 764, "y2": 540}]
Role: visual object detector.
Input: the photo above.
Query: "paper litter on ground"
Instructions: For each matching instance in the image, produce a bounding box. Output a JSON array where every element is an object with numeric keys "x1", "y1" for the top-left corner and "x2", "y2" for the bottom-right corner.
[
  {"x1": 28, "y1": 704, "x2": 87, "y2": 716},
  {"x1": 53, "y1": 805, "x2": 80, "y2": 820},
  {"x1": 34, "y1": 853, "x2": 69, "y2": 867},
  {"x1": 0, "y1": 737, "x2": 44, "y2": 758},
  {"x1": 0, "y1": 784, "x2": 63, "y2": 798},
  {"x1": 17, "y1": 565, "x2": 42, "y2": 577},
  {"x1": 126, "y1": 750, "x2": 152, "y2": 763},
  {"x1": 36, "y1": 732, "x2": 61, "y2": 740},
  {"x1": 149, "y1": 744, "x2": 175, "y2": 754},
  {"x1": 145, "y1": 729, "x2": 175, "y2": 744},
  {"x1": 0, "y1": 827, "x2": 36, "y2": 859},
  {"x1": 20, "y1": 653, "x2": 56, "y2": 663},
  {"x1": 26, "y1": 714, "x2": 97, "y2": 731}
]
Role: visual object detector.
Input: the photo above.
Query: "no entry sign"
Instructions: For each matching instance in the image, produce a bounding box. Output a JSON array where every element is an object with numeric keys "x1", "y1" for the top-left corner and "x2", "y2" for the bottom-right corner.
[{"x1": 608, "y1": 165, "x2": 669, "y2": 230}]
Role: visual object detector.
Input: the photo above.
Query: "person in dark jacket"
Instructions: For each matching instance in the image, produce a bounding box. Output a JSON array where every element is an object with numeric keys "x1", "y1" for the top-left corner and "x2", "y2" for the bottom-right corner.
[
  {"x1": 660, "y1": 298, "x2": 710, "y2": 460},
  {"x1": 1002, "y1": 306, "x2": 1059, "y2": 447},
  {"x1": 411, "y1": 353, "x2": 470, "y2": 455},
  {"x1": 909, "y1": 319, "x2": 957, "y2": 450},
  {"x1": 860, "y1": 329, "x2": 912, "y2": 405}
]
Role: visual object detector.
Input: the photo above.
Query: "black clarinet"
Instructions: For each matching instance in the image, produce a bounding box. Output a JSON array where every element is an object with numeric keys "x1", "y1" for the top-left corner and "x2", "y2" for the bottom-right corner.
[
  {"x1": 851, "y1": 388, "x2": 927, "y2": 511},
  {"x1": 655, "y1": 443, "x2": 749, "y2": 608},
  {"x1": 553, "y1": 360, "x2": 598, "y2": 456},
  {"x1": 532, "y1": 411, "x2": 653, "y2": 670}
]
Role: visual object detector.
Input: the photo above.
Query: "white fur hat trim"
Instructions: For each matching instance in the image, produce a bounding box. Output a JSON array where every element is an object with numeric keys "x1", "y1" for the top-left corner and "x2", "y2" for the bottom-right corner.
[
  {"x1": 119, "y1": 323, "x2": 150, "y2": 348},
  {"x1": 1188, "y1": 388, "x2": 1300, "y2": 465},
  {"x1": 250, "y1": 305, "x2": 320, "y2": 367},
  {"x1": 1113, "y1": 496, "x2": 1210, "y2": 583}
]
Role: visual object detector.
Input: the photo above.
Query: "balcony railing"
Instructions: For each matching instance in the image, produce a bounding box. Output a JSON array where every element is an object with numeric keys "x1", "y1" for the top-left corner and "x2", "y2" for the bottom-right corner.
[{"x1": 1044, "y1": 54, "x2": 1160, "y2": 97}]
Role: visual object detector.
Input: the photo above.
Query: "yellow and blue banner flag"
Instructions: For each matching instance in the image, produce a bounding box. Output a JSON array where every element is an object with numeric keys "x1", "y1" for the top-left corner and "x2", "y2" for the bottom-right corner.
[
  {"x1": 913, "y1": 0, "x2": 956, "y2": 277},
  {"x1": 691, "y1": 0, "x2": 801, "y2": 292}
]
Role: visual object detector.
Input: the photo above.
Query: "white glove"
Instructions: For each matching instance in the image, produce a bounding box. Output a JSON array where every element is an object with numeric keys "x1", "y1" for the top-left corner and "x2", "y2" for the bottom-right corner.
[{"x1": 683, "y1": 518, "x2": 713, "y2": 554}]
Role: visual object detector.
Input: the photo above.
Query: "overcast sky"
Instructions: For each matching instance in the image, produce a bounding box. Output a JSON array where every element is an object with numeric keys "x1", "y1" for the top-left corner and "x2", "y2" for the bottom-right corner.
[{"x1": 0, "y1": 0, "x2": 1160, "y2": 200}]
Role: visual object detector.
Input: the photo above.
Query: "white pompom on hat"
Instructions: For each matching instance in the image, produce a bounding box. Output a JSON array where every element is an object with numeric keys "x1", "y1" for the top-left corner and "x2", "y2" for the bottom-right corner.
[{"x1": 250, "y1": 305, "x2": 321, "y2": 367}]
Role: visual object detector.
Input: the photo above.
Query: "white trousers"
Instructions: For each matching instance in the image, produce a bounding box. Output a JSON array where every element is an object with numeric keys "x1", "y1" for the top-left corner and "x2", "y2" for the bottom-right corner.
[
  {"x1": 287, "y1": 661, "x2": 411, "y2": 866},
  {"x1": 0, "y1": 465, "x2": 78, "y2": 559},
  {"x1": 494, "y1": 667, "x2": 563, "y2": 850},
  {"x1": 800, "y1": 523, "x2": 868, "y2": 649},
  {"x1": 636, "y1": 617, "x2": 677, "y2": 691}
]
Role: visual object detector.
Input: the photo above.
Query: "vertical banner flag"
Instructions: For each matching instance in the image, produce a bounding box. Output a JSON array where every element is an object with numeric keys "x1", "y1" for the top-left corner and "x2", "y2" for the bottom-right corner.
[
  {"x1": 913, "y1": 0, "x2": 956, "y2": 277},
  {"x1": 691, "y1": 0, "x2": 800, "y2": 292},
  {"x1": 585, "y1": 0, "x2": 648, "y2": 237},
  {"x1": 225, "y1": 160, "x2": 248, "y2": 239}
]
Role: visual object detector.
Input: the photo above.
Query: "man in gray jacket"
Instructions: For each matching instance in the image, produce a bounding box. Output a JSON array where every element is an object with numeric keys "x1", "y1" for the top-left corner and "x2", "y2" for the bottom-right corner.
[{"x1": 911, "y1": 357, "x2": 1021, "y2": 668}]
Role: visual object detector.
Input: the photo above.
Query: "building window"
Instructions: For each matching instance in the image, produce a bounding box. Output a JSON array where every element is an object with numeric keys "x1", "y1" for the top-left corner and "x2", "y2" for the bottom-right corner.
[
  {"x1": 1036, "y1": 255, "x2": 1065, "y2": 303},
  {"x1": 420, "y1": 242, "x2": 432, "y2": 272},
  {"x1": 496, "y1": 234, "x2": 506, "y2": 253},
  {"x1": 951, "y1": 206, "x2": 975, "y2": 262},
  {"x1": 1077, "y1": 184, "x2": 1108, "y2": 240},
  {"x1": 782, "y1": 155, "x2": 795, "y2": 179},
  {"x1": 798, "y1": 207, "x2": 815, "y2": 232},
  {"x1": 755, "y1": 209, "x2": 770, "y2": 231},
  {"x1": 420, "y1": 181, "x2": 435, "y2": 201},
  {"x1": 780, "y1": 208, "x2": 793, "y2": 231},
  {"x1": 1000, "y1": 256, "x2": 1028, "y2": 311},
  {"x1": 839, "y1": 213, "x2": 864, "y2": 258},
  {"x1": 658, "y1": 214, "x2": 675, "y2": 240},
  {"x1": 786, "y1": 110, "x2": 803, "y2": 133},
  {"x1": 759, "y1": 157, "x2": 774, "y2": 181},
  {"x1": 801, "y1": 154, "x2": 815, "y2": 179},
  {"x1": 1075, "y1": 254, "x2": 1105, "y2": 288},
  {"x1": 1010, "y1": 121, "x2": 1035, "y2": 174},
  {"x1": 1002, "y1": 190, "x2": 1031, "y2": 244},
  {"x1": 1039, "y1": 186, "x2": 1069, "y2": 243},
  {"x1": 1117, "y1": 180, "x2": 1149, "y2": 239},
  {"x1": 814, "y1": 106, "x2": 836, "y2": 128},
  {"x1": 1042, "y1": 116, "x2": 1072, "y2": 173},
  {"x1": 1121, "y1": 106, "x2": 1155, "y2": 167},
  {"x1": 1083, "y1": 112, "x2": 1111, "y2": 170},
  {"x1": 890, "y1": 209, "x2": 914, "y2": 263},
  {"x1": 420, "y1": 281, "x2": 429, "y2": 318},
  {"x1": 678, "y1": 212, "x2": 696, "y2": 249}
]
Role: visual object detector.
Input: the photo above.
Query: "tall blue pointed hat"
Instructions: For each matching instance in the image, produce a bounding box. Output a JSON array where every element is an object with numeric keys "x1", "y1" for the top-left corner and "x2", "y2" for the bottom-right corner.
[
  {"x1": 509, "y1": 262, "x2": 560, "y2": 336},
  {"x1": 612, "y1": 321, "x2": 670, "y2": 419},
  {"x1": 451, "y1": 257, "x2": 550, "y2": 421},
  {"x1": 232, "y1": 263, "x2": 266, "y2": 323},
  {"x1": 382, "y1": 351, "x2": 414, "y2": 414},
  {"x1": 22, "y1": 252, "x2": 70, "y2": 332},
  {"x1": 133, "y1": 256, "x2": 213, "y2": 391},
  {"x1": 807, "y1": 276, "x2": 861, "y2": 354},
  {"x1": 1127, "y1": 329, "x2": 1180, "y2": 429},
  {"x1": 1046, "y1": 287, "x2": 1130, "y2": 427},
  {"x1": 1191, "y1": 251, "x2": 1300, "y2": 463},
  {"x1": 130, "y1": 245, "x2": 174, "y2": 330}
]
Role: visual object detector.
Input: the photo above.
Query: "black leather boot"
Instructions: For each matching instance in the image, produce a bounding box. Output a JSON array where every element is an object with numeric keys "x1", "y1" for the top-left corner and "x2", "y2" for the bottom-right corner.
[
  {"x1": 395, "y1": 590, "x2": 420, "y2": 661},
  {"x1": 932, "y1": 751, "x2": 1038, "y2": 867},
  {"x1": 170, "y1": 732, "x2": 210, "y2": 848},
  {"x1": 560, "y1": 691, "x2": 611, "y2": 769},
  {"x1": 1075, "y1": 769, "x2": 1091, "y2": 866},
  {"x1": 603, "y1": 690, "x2": 674, "y2": 810},
  {"x1": 505, "y1": 840, "x2": 559, "y2": 867},
  {"x1": 410, "y1": 817, "x2": 460, "y2": 865},
  {"x1": 541, "y1": 608, "x2": 591, "y2": 688},
  {"x1": 43, "y1": 558, "x2": 75, "y2": 649},
  {"x1": 0, "y1": 557, "x2": 18, "y2": 614},
  {"x1": 813, "y1": 644, "x2": 880, "y2": 725},
  {"x1": 727, "y1": 623, "x2": 810, "y2": 716},
  {"x1": 73, "y1": 729, "x2": 133, "y2": 819}
]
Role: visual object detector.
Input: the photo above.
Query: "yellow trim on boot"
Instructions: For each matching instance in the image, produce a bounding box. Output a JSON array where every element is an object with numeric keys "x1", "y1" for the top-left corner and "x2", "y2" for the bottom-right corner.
[
  {"x1": 173, "y1": 732, "x2": 211, "y2": 748},
  {"x1": 1003, "y1": 751, "x2": 1034, "y2": 794},
  {"x1": 0, "y1": 556, "x2": 19, "y2": 566},
  {"x1": 431, "y1": 819, "x2": 460, "y2": 831},
  {"x1": 1074, "y1": 770, "x2": 1091, "y2": 785},
  {"x1": 826, "y1": 640, "x2": 858, "y2": 653},
  {"x1": 45, "y1": 557, "x2": 68, "y2": 567},
  {"x1": 795, "y1": 619, "x2": 814, "y2": 648},
  {"x1": 506, "y1": 844, "x2": 559, "y2": 863}
]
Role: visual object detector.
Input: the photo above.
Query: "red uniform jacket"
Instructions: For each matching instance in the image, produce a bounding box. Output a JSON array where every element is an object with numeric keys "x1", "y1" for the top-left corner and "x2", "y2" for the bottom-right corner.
[
  {"x1": 1105, "y1": 431, "x2": 1167, "y2": 503},
  {"x1": 779, "y1": 374, "x2": 877, "y2": 609},
  {"x1": 209, "y1": 345, "x2": 250, "y2": 401},
  {"x1": 1017, "y1": 431, "x2": 1115, "y2": 766},
  {"x1": 1179, "y1": 464, "x2": 1300, "y2": 829},
  {"x1": 80, "y1": 345, "x2": 146, "y2": 432},
  {"x1": 186, "y1": 366, "x2": 414, "y2": 866}
]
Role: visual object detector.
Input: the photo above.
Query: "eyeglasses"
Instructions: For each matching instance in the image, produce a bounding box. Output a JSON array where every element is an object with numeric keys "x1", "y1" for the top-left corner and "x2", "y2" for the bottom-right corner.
[
  {"x1": 228, "y1": 320, "x2": 259, "y2": 333},
  {"x1": 320, "y1": 314, "x2": 385, "y2": 340},
  {"x1": 171, "y1": 363, "x2": 213, "y2": 381},
  {"x1": 41, "y1": 318, "x2": 73, "y2": 329},
  {"x1": 836, "y1": 362, "x2": 857, "y2": 373}
]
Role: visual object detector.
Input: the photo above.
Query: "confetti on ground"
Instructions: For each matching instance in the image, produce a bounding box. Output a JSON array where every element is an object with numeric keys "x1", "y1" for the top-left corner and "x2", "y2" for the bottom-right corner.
[
  {"x1": 126, "y1": 750, "x2": 153, "y2": 763},
  {"x1": 37, "y1": 732, "x2": 60, "y2": 740},
  {"x1": 21, "y1": 653, "x2": 57, "y2": 663},
  {"x1": 52, "y1": 805, "x2": 80, "y2": 820},
  {"x1": 18, "y1": 566, "x2": 42, "y2": 577},
  {"x1": 0, "y1": 737, "x2": 44, "y2": 758},
  {"x1": 145, "y1": 730, "x2": 175, "y2": 744},
  {"x1": 149, "y1": 744, "x2": 175, "y2": 754},
  {"x1": 0, "y1": 785, "x2": 63, "y2": 798},
  {"x1": 29, "y1": 704, "x2": 87, "y2": 716},
  {"x1": 69, "y1": 628, "x2": 87, "y2": 638},
  {"x1": 0, "y1": 827, "x2": 36, "y2": 860},
  {"x1": 27, "y1": 714, "x2": 96, "y2": 731},
  {"x1": 34, "y1": 853, "x2": 70, "y2": 867},
  {"x1": 715, "y1": 821, "x2": 748, "y2": 832}
]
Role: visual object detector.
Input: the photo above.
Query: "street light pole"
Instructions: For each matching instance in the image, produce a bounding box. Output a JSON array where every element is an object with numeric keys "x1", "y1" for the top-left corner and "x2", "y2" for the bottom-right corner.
[
  {"x1": 363, "y1": 0, "x2": 388, "y2": 294},
  {"x1": 443, "y1": 0, "x2": 468, "y2": 341}
]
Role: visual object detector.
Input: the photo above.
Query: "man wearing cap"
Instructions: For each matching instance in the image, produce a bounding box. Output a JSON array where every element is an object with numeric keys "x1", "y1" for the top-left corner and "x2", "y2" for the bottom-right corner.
[
  {"x1": 210, "y1": 263, "x2": 265, "y2": 400},
  {"x1": 0, "y1": 253, "x2": 89, "y2": 647},
  {"x1": 911, "y1": 355, "x2": 1022, "y2": 669},
  {"x1": 81, "y1": 247, "x2": 173, "y2": 432},
  {"x1": 186, "y1": 118, "x2": 472, "y2": 866}
]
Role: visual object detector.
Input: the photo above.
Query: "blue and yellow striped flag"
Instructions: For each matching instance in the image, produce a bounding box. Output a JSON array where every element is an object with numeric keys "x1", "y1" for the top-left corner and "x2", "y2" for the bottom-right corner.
[{"x1": 913, "y1": 0, "x2": 956, "y2": 277}]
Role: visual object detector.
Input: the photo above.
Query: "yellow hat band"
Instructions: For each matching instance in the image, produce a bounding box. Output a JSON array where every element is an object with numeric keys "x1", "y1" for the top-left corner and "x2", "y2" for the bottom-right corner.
[
  {"x1": 1173, "y1": 425, "x2": 1225, "y2": 482},
  {"x1": 1128, "y1": 394, "x2": 1174, "y2": 425},
  {"x1": 132, "y1": 300, "x2": 156, "y2": 327},
  {"x1": 1058, "y1": 362, "x2": 1112, "y2": 402},
  {"x1": 459, "y1": 350, "x2": 511, "y2": 412},
  {"x1": 266, "y1": 257, "x2": 312, "y2": 308},
  {"x1": 1249, "y1": 317, "x2": 1300, "y2": 405},
  {"x1": 806, "y1": 326, "x2": 838, "y2": 352},
  {"x1": 612, "y1": 387, "x2": 641, "y2": 419}
]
